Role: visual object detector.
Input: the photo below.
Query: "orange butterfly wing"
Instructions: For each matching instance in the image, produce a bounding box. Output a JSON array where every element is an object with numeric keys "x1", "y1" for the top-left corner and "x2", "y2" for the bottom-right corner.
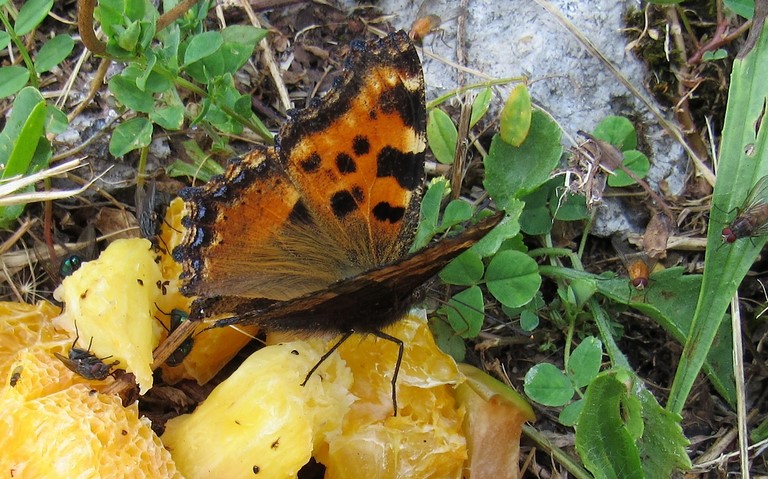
[{"x1": 174, "y1": 32, "x2": 426, "y2": 303}]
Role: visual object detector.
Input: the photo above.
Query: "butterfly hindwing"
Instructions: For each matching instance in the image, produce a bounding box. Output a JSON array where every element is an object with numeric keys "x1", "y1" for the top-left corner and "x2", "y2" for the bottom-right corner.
[
  {"x1": 175, "y1": 148, "x2": 319, "y2": 300},
  {"x1": 197, "y1": 212, "x2": 504, "y2": 333}
]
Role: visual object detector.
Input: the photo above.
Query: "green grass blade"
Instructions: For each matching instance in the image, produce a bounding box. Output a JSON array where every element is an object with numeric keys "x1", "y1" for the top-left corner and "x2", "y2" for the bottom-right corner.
[{"x1": 667, "y1": 17, "x2": 768, "y2": 414}]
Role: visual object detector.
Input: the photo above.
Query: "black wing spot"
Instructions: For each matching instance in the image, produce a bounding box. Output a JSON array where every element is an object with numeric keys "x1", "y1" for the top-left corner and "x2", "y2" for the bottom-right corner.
[
  {"x1": 331, "y1": 190, "x2": 358, "y2": 218},
  {"x1": 300, "y1": 153, "x2": 322, "y2": 173},
  {"x1": 377, "y1": 147, "x2": 422, "y2": 190},
  {"x1": 336, "y1": 153, "x2": 357, "y2": 174},
  {"x1": 352, "y1": 136, "x2": 370, "y2": 156},
  {"x1": 372, "y1": 201, "x2": 405, "y2": 223},
  {"x1": 380, "y1": 84, "x2": 423, "y2": 130}
]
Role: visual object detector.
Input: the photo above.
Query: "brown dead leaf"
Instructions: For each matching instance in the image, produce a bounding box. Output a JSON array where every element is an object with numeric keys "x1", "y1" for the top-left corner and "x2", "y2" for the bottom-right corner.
[
  {"x1": 94, "y1": 207, "x2": 139, "y2": 241},
  {"x1": 643, "y1": 212, "x2": 674, "y2": 260}
]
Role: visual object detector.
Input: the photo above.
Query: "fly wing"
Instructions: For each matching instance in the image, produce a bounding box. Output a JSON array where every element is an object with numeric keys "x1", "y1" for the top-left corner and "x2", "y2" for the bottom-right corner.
[{"x1": 738, "y1": 174, "x2": 768, "y2": 215}]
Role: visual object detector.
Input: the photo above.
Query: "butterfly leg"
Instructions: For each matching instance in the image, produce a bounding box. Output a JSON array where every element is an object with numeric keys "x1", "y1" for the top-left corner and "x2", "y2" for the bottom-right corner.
[
  {"x1": 301, "y1": 330, "x2": 355, "y2": 389},
  {"x1": 371, "y1": 329, "x2": 404, "y2": 417}
]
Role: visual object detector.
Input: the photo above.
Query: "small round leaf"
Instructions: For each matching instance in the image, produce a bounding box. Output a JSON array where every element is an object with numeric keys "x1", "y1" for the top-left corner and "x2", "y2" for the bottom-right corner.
[
  {"x1": 485, "y1": 250, "x2": 541, "y2": 308},
  {"x1": 524, "y1": 363, "x2": 574, "y2": 406}
]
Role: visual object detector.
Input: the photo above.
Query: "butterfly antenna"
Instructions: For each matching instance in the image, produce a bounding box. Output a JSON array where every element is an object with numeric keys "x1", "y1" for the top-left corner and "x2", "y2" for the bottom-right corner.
[{"x1": 226, "y1": 324, "x2": 264, "y2": 344}]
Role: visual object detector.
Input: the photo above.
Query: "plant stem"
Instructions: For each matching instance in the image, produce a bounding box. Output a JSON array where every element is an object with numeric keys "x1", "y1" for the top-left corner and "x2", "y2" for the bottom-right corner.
[{"x1": 0, "y1": 10, "x2": 38, "y2": 88}]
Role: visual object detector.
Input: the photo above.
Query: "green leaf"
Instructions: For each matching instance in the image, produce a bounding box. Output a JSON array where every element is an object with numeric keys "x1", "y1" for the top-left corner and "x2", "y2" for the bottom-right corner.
[
  {"x1": 607, "y1": 150, "x2": 649, "y2": 187},
  {"x1": 109, "y1": 117, "x2": 153, "y2": 156},
  {"x1": 484, "y1": 110, "x2": 563, "y2": 206},
  {"x1": 184, "y1": 31, "x2": 223, "y2": 66},
  {"x1": 575, "y1": 369, "x2": 644, "y2": 479},
  {"x1": 94, "y1": 0, "x2": 126, "y2": 37},
  {"x1": 116, "y1": 21, "x2": 142, "y2": 51},
  {"x1": 568, "y1": 336, "x2": 603, "y2": 388},
  {"x1": 499, "y1": 84, "x2": 532, "y2": 146},
  {"x1": 0, "y1": 31, "x2": 11, "y2": 49},
  {"x1": 549, "y1": 266, "x2": 735, "y2": 405},
  {"x1": 167, "y1": 139, "x2": 226, "y2": 182},
  {"x1": 569, "y1": 278, "x2": 597, "y2": 309},
  {"x1": 45, "y1": 105, "x2": 68, "y2": 134},
  {"x1": 109, "y1": 75, "x2": 155, "y2": 113},
  {"x1": 702, "y1": 49, "x2": 728, "y2": 62},
  {"x1": 427, "y1": 108, "x2": 458, "y2": 164},
  {"x1": 35, "y1": 35, "x2": 75, "y2": 73},
  {"x1": 218, "y1": 25, "x2": 266, "y2": 73},
  {"x1": 444, "y1": 286, "x2": 485, "y2": 338},
  {"x1": 157, "y1": 24, "x2": 180, "y2": 70},
  {"x1": 0, "y1": 87, "x2": 45, "y2": 168},
  {"x1": 440, "y1": 249, "x2": 484, "y2": 286},
  {"x1": 469, "y1": 203, "x2": 524, "y2": 258},
  {"x1": 15, "y1": 0, "x2": 54, "y2": 35},
  {"x1": 150, "y1": 104, "x2": 184, "y2": 130},
  {"x1": 470, "y1": 87, "x2": 492, "y2": 128},
  {"x1": 635, "y1": 386, "x2": 691, "y2": 476},
  {"x1": 724, "y1": 0, "x2": 754, "y2": 18},
  {"x1": 429, "y1": 317, "x2": 466, "y2": 362},
  {"x1": 441, "y1": 200, "x2": 473, "y2": 228},
  {"x1": 125, "y1": 0, "x2": 150, "y2": 21},
  {"x1": 0, "y1": 94, "x2": 48, "y2": 226},
  {"x1": 1, "y1": 101, "x2": 47, "y2": 178},
  {"x1": 519, "y1": 309, "x2": 539, "y2": 331},
  {"x1": 751, "y1": 416, "x2": 768, "y2": 442},
  {"x1": 552, "y1": 189, "x2": 589, "y2": 221},
  {"x1": 0, "y1": 67, "x2": 30, "y2": 98},
  {"x1": 593, "y1": 115, "x2": 637, "y2": 151},
  {"x1": 412, "y1": 178, "x2": 448, "y2": 250},
  {"x1": 519, "y1": 183, "x2": 552, "y2": 235},
  {"x1": 485, "y1": 250, "x2": 541, "y2": 308},
  {"x1": 524, "y1": 363, "x2": 574, "y2": 407},
  {"x1": 559, "y1": 398, "x2": 585, "y2": 426}
]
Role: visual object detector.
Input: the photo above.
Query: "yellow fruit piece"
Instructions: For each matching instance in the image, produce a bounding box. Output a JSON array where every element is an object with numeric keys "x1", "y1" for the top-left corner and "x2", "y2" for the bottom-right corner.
[
  {"x1": 54, "y1": 238, "x2": 163, "y2": 393},
  {"x1": 0, "y1": 325, "x2": 180, "y2": 478},
  {"x1": 163, "y1": 340, "x2": 353, "y2": 479},
  {"x1": 0, "y1": 301, "x2": 63, "y2": 375},
  {"x1": 156, "y1": 198, "x2": 260, "y2": 385},
  {"x1": 167, "y1": 315, "x2": 469, "y2": 479},
  {"x1": 320, "y1": 315, "x2": 467, "y2": 479}
]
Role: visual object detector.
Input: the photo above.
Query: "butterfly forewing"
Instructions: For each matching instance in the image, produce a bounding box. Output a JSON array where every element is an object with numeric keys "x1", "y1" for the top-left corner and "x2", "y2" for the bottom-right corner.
[{"x1": 279, "y1": 32, "x2": 426, "y2": 268}]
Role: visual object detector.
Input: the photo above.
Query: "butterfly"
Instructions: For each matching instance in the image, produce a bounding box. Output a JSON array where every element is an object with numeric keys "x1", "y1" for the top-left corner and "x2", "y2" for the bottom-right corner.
[{"x1": 172, "y1": 31, "x2": 503, "y2": 413}]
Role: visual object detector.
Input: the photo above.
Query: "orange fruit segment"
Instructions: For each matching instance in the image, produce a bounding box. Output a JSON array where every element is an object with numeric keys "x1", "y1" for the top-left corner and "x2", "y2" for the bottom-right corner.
[{"x1": 0, "y1": 301, "x2": 180, "y2": 478}]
